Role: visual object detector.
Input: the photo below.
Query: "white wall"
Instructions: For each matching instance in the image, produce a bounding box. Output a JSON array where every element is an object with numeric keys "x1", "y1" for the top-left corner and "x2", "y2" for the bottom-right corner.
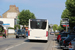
[
  {"x1": 0, "y1": 18, "x2": 15, "y2": 28},
  {"x1": 8, "y1": 29, "x2": 15, "y2": 33},
  {"x1": 7, "y1": 12, "x2": 18, "y2": 18}
]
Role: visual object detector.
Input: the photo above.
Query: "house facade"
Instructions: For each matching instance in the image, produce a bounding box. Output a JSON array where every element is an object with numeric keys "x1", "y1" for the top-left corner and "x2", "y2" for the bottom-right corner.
[{"x1": 2, "y1": 5, "x2": 19, "y2": 18}]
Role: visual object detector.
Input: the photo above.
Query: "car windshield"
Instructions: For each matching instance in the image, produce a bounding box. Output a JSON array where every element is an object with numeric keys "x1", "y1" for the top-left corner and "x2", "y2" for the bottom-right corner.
[
  {"x1": 18, "y1": 30, "x2": 25, "y2": 32},
  {"x1": 30, "y1": 21, "x2": 47, "y2": 29},
  {"x1": 61, "y1": 34, "x2": 67, "y2": 37},
  {"x1": 18, "y1": 30, "x2": 21, "y2": 32},
  {"x1": 66, "y1": 35, "x2": 75, "y2": 40}
]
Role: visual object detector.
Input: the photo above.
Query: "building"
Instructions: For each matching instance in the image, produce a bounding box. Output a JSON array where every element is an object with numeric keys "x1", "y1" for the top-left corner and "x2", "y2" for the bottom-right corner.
[
  {"x1": 1, "y1": 5, "x2": 20, "y2": 27},
  {"x1": 0, "y1": 18, "x2": 16, "y2": 28},
  {"x1": 0, "y1": 5, "x2": 20, "y2": 28},
  {"x1": 2, "y1": 5, "x2": 19, "y2": 18}
]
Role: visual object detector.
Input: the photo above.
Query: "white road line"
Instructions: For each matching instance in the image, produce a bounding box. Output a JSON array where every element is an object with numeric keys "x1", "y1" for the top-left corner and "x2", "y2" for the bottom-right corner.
[{"x1": 5, "y1": 42, "x2": 26, "y2": 50}]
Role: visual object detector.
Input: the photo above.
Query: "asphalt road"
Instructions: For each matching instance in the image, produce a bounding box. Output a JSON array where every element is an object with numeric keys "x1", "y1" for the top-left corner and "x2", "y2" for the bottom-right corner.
[{"x1": 0, "y1": 34, "x2": 58, "y2": 50}]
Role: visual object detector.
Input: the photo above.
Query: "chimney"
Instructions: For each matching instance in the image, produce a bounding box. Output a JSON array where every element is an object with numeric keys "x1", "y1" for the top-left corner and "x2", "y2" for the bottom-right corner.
[{"x1": 9, "y1": 5, "x2": 16, "y2": 10}]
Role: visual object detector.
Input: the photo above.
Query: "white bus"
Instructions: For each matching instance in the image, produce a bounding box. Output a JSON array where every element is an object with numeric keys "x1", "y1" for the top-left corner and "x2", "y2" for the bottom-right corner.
[{"x1": 28, "y1": 19, "x2": 50, "y2": 42}]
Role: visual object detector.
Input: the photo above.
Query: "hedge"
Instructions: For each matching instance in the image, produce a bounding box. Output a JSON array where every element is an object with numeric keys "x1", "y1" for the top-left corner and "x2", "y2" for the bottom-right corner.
[{"x1": 8, "y1": 27, "x2": 14, "y2": 29}]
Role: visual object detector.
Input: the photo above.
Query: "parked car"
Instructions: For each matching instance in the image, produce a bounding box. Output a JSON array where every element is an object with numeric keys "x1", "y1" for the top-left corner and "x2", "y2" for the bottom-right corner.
[
  {"x1": 16, "y1": 29, "x2": 26, "y2": 38},
  {"x1": 69, "y1": 38, "x2": 75, "y2": 50},
  {"x1": 57, "y1": 32, "x2": 65, "y2": 42},
  {"x1": 50, "y1": 32, "x2": 54, "y2": 35},
  {"x1": 59, "y1": 32, "x2": 70, "y2": 46},
  {"x1": 62, "y1": 34, "x2": 75, "y2": 49}
]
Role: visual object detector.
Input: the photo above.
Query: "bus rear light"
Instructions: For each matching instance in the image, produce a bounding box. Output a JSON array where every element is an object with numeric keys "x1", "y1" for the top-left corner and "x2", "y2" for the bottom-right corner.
[
  {"x1": 28, "y1": 30, "x2": 30, "y2": 36},
  {"x1": 46, "y1": 31, "x2": 48, "y2": 37}
]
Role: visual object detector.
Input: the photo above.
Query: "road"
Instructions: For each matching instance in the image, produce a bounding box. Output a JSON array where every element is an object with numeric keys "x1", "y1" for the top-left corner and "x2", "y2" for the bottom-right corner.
[{"x1": 0, "y1": 35, "x2": 62, "y2": 50}]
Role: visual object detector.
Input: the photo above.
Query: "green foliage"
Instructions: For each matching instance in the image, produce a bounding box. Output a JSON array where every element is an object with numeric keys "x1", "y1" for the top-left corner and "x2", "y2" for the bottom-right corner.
[
  {"x1": 18, "y1": 10, "x2": 36, "y2": 26},
  {"x1": 61, "y1": 0, "x2": 75, "y2": 28},
  {"x1": 53, "y1": 24, "x2": 58, "y2": 32},
  {"x1": 61, "y1": 9, "x2": 71, "y2": 18},
  {"x1": 66, "y1": 0, "x2": 75, "y2": 16},
  {"x1": 14, "y1": 25, "x2": 20, "y2": 30},
  {"x1": 8, "y1": 27, "x2": 14, "y2": 29},
  {"x1": 57, "y1": 25, "x2": 64, "y2": 31}
]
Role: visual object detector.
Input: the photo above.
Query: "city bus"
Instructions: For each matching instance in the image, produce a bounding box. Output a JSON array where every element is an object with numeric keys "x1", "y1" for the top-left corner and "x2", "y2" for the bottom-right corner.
[{"x1": 28, "y1": 19, "x2": 50, "y2": 42}]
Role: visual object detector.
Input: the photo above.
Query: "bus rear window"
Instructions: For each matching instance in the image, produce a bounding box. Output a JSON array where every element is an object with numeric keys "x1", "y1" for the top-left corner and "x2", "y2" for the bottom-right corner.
[{"x1": 30, "y1": 21, "x2": 47, "y2": 29}]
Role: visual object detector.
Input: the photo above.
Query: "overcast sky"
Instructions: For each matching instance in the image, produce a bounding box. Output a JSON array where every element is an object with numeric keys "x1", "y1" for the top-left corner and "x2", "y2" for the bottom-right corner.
[{"x1": 0, "y1": 0, "x2": 66, "y2": 25}]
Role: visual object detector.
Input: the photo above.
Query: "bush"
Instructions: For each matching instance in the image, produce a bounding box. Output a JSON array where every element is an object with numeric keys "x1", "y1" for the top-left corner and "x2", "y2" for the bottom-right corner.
[
  {"x1": 8, "y1": 27, "x2": 14, "y2": 29},
  {"x1": 14, "y1": 25, "x2": 20, "y2": 30}
]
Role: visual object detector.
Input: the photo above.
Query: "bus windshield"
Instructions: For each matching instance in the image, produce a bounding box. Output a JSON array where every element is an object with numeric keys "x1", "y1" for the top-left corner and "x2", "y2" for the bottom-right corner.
[{"x1": 30, "y1": 21, "x2": 47, "y2": 29}]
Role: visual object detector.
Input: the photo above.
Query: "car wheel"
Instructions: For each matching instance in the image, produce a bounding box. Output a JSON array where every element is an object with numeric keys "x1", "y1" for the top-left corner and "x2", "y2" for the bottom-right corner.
[
  {"x1": 44, "y1": 40, "x2": 48, "y2": 43},
  {"x1": 5, "y1": 35, "x2": 6, "y2": 38},
  {"x1": 23, "y1": 36, "x2": 26, "y2": 38},
  {"x1": 30, "y1": 40, "x2": 33, "y2": 42},
  {"x1": 57, "y1": 40, "x2": 59, "y2": 42},
  {"x1": 16, "y1": 36, "x2": 19, "y2": 38}
]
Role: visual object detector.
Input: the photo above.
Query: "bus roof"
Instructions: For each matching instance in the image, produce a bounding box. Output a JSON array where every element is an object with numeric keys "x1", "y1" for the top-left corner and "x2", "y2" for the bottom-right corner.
[{"x1": 30, "y1": 19, "x2": 47, "y2": 21}]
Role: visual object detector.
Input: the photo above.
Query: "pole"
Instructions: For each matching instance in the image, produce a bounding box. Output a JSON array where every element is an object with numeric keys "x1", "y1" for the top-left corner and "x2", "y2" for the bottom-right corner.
[{"x1": 66, "y1": 25, "x2": 67, "y2": 32}]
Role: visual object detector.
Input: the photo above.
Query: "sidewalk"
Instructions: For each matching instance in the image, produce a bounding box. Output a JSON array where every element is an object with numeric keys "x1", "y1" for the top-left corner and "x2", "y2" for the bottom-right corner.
[
  {"x1": 53, "y1": 35, "x2": 62, "y2": 50},
  {"x1": 7, "y1": 35, "x2": 15, "y2": 38}
]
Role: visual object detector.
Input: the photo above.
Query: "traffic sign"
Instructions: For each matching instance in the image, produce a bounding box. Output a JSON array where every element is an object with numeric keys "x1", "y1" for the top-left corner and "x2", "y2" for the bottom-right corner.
[
  {"x1": 63, "y1": 25, "x2": 69, "y2": 27},
  {"x1": 61, "y1": 22, "x2": 69, "y2": 25},
  {"x1": 61, "y1": 18, "x2": 69, "y2": 32},
  {"x1": 61, "y1": 18, "x2": 69, "y2": 25}
]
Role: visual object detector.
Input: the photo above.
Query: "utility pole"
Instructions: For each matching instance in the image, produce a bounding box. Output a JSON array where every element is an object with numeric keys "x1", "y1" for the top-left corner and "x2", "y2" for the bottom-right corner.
[{"x1": 66, "y1": 24, "x2": 67, "y2": 32}]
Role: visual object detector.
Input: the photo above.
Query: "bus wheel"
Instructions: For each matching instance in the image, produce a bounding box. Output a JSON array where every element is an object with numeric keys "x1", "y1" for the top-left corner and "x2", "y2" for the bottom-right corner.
[{"x1": 45, "y1": 40, "x2": 48, "y2": 43}]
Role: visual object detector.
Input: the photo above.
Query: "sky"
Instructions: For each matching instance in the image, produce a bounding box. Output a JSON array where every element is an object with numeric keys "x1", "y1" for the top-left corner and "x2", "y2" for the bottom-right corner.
[{"x1": 0, "y1": 0, "x2": 66, "y2": 25}]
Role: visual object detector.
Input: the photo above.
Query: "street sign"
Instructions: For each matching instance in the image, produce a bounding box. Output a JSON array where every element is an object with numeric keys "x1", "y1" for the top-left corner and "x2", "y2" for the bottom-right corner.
[
  {"x1": 61, "y1": 22, "x2": 69, "y2": 25},
  {"x1": 61, "y1": 18, "x2": 69, "y2": 25},
  {"x1": 63, "y1": 25, "x2": 69, "y2": 27},
  {"x1": 61, "y1": 18, "x2": 69, "y2": 32}
]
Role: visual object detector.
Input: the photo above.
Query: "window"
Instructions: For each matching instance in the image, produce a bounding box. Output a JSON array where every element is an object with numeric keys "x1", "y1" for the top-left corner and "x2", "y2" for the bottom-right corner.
[{"x1": 30, "y1": 21, "x2": 47, "y2": 29}]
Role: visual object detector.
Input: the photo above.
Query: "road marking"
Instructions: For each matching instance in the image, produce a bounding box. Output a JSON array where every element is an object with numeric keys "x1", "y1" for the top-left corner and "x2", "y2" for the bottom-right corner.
[{"x1": 5, "y1": 42, "x2": 26, "y2": 50}]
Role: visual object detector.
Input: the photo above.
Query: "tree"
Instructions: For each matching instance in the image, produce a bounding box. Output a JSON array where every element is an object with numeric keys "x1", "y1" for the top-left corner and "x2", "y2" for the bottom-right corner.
[
  {"x1": 53, "y1": 24, "x2": 58, "y2": 32},
  {"x1": 61, "y1": 9, "x2": 71, "y2": 18},
  {"x1": 61, "y1": 0, "x2": 75, "y2": 28},
  {"x1": 18, "y1": 10, "x2": 36, "y2": 27},
  {"x1": 65, "y1": 0, "x2": 75, "y2": 28},
  {"x1": 66, "y1": 0, "x2": 75, "y2": 16},
  {"x1": 57, "y1": 25, "x2": 64, "y2": 31}
]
